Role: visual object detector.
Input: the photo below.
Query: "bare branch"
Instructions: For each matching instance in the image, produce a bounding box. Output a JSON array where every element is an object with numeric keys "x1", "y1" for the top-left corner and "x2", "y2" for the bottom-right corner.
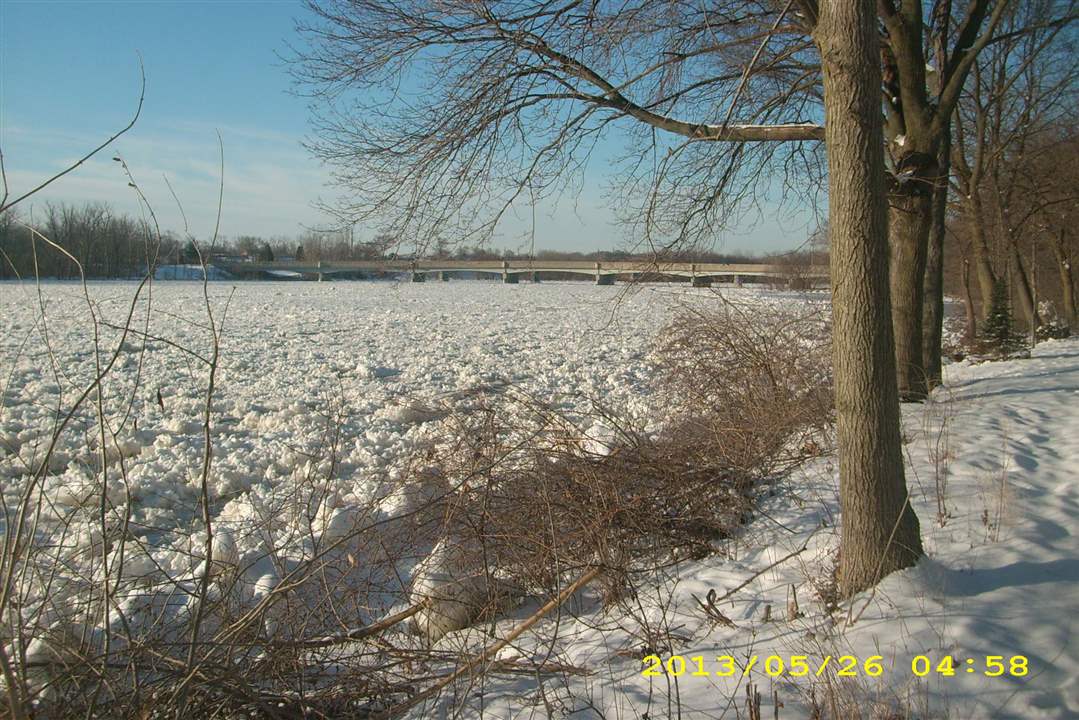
[{"x1": 0, "y1": 57, "x2": 146, "y2": 216}]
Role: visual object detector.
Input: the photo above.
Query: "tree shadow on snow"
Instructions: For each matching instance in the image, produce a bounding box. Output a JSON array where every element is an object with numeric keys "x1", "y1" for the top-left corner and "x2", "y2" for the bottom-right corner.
[{"x1": 932, "y1": 558, "x2": 1079, "y2": 597}]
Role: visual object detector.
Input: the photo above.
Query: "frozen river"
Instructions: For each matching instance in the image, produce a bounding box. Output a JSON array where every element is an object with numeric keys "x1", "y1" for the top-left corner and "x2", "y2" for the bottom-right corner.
[{"x1": 2, "y1": 280, "x2": 738, "y2": 582}]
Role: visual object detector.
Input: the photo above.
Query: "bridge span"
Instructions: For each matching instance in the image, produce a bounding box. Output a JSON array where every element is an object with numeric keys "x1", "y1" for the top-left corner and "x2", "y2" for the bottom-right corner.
[{"x1": 214, "y1": 259, "x2": 828, "y2": 287}]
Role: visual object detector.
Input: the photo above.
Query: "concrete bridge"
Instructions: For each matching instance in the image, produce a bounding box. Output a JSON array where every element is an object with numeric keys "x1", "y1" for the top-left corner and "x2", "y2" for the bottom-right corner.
[{"x1": 214, "y1": 259, "x2": 828, "y2": 287}]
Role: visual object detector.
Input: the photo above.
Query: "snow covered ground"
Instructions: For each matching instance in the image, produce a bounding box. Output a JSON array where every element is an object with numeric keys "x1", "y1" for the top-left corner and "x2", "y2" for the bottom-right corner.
[
  {"x1": 1, "y1": 279, "x2": 1074, "y2": 718},
  {"x1": 442, "y1": 337, "x2": 1079, "y2": 719}
]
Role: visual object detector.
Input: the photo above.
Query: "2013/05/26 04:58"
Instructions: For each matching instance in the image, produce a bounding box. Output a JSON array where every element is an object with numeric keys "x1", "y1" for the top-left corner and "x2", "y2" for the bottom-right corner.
[{"x1": 642, "y1": 654, "x2": 1029, "y2": 679}]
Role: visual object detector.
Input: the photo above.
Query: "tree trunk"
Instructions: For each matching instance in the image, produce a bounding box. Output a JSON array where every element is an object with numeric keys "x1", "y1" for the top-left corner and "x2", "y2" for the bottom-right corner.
[
  {"x1": 889, "y1": 180, "x2": 933, "y2": 400},
  {"x1": 961, "y1": 257, "x2": 978, "y2": 342},
  {"x1": 815, "y1": 0, "x2": 924, "y2": 599},
  {"x1": 1049, "y1": 230, "x2": 1077, "y2": 327},
  {"x1": 922, "y1": 137, "x2": 950, "y2": 390},
  {"x1": 1010, "y1": 241, "x2": 1041, "y2": 329},
  {"x1": 965, "y1": 192, "x2": 998, "y2": 318}
]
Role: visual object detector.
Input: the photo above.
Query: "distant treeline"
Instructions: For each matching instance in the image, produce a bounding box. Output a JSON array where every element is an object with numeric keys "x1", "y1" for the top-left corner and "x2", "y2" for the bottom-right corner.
[
  {"x1": 0, "y1": 203, "x2": 171, "y2": 280},
  {"x1": 0, "y1": 201, "x2": 820, "y2": 280}
]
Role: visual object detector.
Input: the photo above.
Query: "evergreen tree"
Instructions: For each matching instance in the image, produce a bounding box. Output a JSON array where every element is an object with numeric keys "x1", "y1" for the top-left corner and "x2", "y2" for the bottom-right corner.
[
  {"x1": 978, "y1": 279, "x2": 1027, "y2": 358},
  {"x1": 257, "y1": 242, "x2": 275, "y2": 262},
  {"x1": 295, "y1": 244, "x2": 305, "y2": 261},
  {"x1": 181, "y1": 239, "x2": 199, "y2": 264}
]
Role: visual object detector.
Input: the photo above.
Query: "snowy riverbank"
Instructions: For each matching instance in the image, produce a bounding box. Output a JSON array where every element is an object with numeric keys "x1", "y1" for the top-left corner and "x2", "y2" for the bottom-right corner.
[{"x1": 446, "y1": 337, "x2": 1079, "y2": 719}]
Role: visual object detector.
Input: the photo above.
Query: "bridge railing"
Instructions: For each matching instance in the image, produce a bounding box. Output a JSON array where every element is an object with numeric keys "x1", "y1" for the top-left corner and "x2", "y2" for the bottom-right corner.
[{"x1": 216, "y1": 258, "x2": 829, "y2": 279}]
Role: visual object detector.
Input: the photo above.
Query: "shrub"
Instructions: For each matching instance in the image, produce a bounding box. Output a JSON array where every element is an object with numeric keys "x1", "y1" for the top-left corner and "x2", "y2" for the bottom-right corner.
[
  {"x1": 1035, "y1": 301, "x2": 1071, "y2": 340},
  {"x1": 409, "y1": 300, "x2": 834, "y2": 628},
  {"x1": 651, "y1": 300, "x2": 834, "y2": 477}
]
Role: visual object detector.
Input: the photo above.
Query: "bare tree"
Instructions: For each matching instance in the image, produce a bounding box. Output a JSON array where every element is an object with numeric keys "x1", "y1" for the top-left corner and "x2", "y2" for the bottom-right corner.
[
  {"x1": 1051, "y1": 230, "x2": 1078, "y2": 326},
  {"x1": 816, "y1": 0, "x2": 925, "y2": 594},
  {"x1": 952, "y1": 0, "x2": 1078, "y2": 330},
  {"x1": 296, "y1": 0, "x2": 923, "y2": 595},
  {"x1": 1008, "y1": 126, "x2": 1079, "y2": 327},
  {"x1": 0, "y1": 202, "x2": 155, "y2": 280},
  {"x1": 294, "y1": 1, "x2": 830, "y2": 255},
  {"x1": 877, "y1": 0, "x2": 1042, "y2": 398}
]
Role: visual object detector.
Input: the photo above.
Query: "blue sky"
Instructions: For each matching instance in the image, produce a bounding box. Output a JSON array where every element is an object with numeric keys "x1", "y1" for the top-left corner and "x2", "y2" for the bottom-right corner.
[{"x1": 0, "y1": 0, "x2": 816, "y2": 253}]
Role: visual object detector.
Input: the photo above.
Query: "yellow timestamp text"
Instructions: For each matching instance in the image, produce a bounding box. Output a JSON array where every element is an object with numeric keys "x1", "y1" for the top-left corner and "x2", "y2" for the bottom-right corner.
[{"x1": 641, "y1": 654, "x2": 1029, "y2": 679}]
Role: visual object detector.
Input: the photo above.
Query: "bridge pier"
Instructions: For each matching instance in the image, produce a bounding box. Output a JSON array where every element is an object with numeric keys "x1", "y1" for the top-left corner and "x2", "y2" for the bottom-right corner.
[
  {"x1": 317, "y1": 261, "x2": 323, "y2": 282},
  {"x1": 530, "y1": 271, "x2": 540, "y2": 283},
  {"x1": 499, "y1": 261, "x2": 518, "y2": 284},
  {"x1": 735, "y1": 275, "x2": 744, "y2": 287},
  {"x1": 595, "y1": 262, "x2": 615, "y2": 285},
  {"x1": 438, "y1": 271, "x2": 450, "y2": 281}
]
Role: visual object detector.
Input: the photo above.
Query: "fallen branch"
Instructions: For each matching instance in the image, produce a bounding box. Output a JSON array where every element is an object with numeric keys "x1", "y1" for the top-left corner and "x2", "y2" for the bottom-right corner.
[
  {"x1": 377, "y1": 565, "x2": 602, "y2": 718},
  {"x1": 714, "y1": 533, "x2": 815, "y2": 604},
  {"x1": 275, "y1": 600, "x2": 430, "y2": 650},
  {"x1": 693, "y1": 588, "x2": 738, "y2": 628},
  {"x1": 487, "y1": 659, "x2": 593, "y2": 676}
]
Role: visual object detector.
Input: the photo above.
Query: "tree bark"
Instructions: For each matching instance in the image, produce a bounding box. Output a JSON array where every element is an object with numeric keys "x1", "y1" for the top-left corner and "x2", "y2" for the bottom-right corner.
[
  {"x1": 1010, "y1": 240, "x2": 1041, "y2": 329},
  {"x1": 967, "y1": 194, "x2": 999, "y2": 318},
  {"x1": 1050, "y1": 230, "x2": 1076, "y2": 326},
  {"x1": 923, "y1": 136, "x2": 951, "y2": 389},
  {"x1": 815, "y1": 0, "x2": 924, "y2": 599},
  {"x1": 889, "y1": 176, "x2": 934, "y2": 400},
  {"x1": 961, "y1": 257, "x2": 978, "y2": 342},
  {"x1": 951, "y1": 139, "x2": 998, "y2": 319}
]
